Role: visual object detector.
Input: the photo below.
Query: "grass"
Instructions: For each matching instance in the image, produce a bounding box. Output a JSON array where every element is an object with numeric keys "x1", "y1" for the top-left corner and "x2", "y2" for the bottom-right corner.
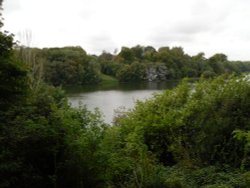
[{"x1": 100, "y1": 73, "x2": 119, "y2": 85}]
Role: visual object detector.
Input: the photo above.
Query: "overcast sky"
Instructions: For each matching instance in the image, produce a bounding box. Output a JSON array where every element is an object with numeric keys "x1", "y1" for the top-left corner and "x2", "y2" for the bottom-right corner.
[{"x1": 2, "y1": 0, "x2": 250, "y2": 60}]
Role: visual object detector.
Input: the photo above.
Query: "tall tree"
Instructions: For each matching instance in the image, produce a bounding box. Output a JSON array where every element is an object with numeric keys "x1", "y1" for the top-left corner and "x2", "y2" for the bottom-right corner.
[{"x1": 0, "y1": 0, "x2": 28, "y2": 110}]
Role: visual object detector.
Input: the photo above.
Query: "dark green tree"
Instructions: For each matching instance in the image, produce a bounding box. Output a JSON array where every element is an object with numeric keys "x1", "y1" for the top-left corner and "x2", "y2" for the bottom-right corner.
[
  {"x1": 0, "y1": 2, "x2": 28, "y2": 111},
  {"x1": 131, "y1": 45, "x2": 144, "y2": 60},
  {"x1": 118, "y1": 47, "x2": 135, "y2": 64},
  {"x1": 42, "y1": 47, "x2": 101, "y2": 86}
]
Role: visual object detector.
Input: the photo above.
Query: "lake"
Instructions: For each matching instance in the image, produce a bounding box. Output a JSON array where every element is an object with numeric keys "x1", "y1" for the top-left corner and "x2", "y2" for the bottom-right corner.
[{"x1": 67, "y1": 81, "x2": 179, "y2": 124}]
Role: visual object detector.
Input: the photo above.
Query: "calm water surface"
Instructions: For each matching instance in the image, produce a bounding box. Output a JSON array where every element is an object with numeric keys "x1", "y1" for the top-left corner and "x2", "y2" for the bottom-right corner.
[{"x1": 67, "y1": 81, "x2": 179, "y2": 124}]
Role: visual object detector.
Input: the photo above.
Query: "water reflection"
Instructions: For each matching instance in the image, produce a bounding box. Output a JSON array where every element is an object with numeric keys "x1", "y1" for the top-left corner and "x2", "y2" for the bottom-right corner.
[{"x1": 67, "y1": 81, "x2": 179, "y2": 124}]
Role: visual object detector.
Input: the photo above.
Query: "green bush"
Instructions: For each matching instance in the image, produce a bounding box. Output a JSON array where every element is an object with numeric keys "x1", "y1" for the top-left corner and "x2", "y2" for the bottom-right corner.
[{"x1": 103, "y1": 75, "x2": 250, "y2": 187}]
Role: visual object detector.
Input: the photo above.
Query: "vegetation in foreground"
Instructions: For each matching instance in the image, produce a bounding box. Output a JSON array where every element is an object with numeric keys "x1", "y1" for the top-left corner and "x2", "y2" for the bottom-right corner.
[
  {"x1": 1, "y1": 1, "x2": 250, "y2": 187},
  {"x1": 104, "y1": 75, "x2": 250, "y2": 187}
]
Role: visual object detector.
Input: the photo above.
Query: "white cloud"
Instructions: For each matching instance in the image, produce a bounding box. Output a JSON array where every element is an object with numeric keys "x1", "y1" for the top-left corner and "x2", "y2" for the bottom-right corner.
[{"x1": 2, "y1": 0, "x2": 250, "y2": 60}]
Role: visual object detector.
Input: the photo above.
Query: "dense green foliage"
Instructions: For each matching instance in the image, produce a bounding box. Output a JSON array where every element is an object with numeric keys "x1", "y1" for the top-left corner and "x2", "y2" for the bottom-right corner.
[
  {"x1": 1, "y1": 8, "x2": 106, "y2": 187},
  {"x1": 0, "y1": 85, "x2": 107, "y2": 187},
  {"x1": 16, "y1": 46, "x2": 101, "y2": 86},
  {"x1": 100, "y1": 75, "x2": 250, "y2": 187},
  {"x1": 1, "y1": 2, "x2": 250, "y2": 187},
  {"x1": 15, "y1": 45, "x2": 250, "y2": 87},
  {"x1": 99, "y1": 46, "x2": 250, "y2": 82}
]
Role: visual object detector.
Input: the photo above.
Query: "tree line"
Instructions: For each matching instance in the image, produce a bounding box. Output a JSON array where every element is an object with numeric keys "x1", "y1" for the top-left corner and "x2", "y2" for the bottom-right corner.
[
  {"x1": 15, "y1": 45, "x2": 250, "y2": 87},
  {"x1": 100, "y1": 46, "x2": 250, "y2": 82}
]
